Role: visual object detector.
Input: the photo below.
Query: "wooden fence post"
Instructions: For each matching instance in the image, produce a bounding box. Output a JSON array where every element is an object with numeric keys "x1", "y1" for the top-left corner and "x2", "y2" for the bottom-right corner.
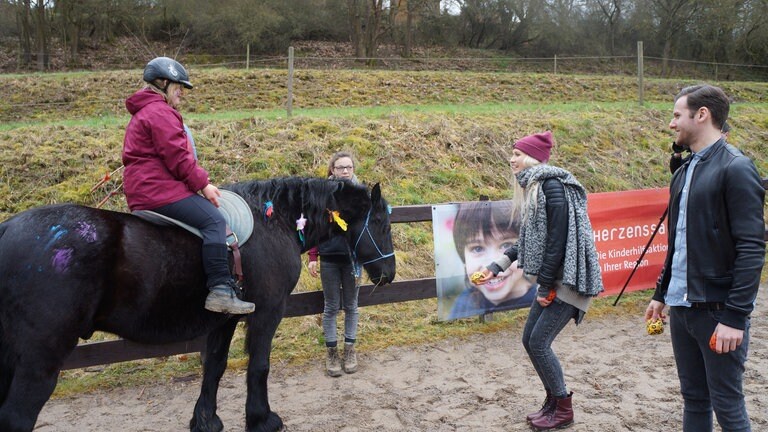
[
  {"x1": 287, "y1": 46, "x2": 294, "y2": 118},
  {"x1": 246, "y1": 43, "x2": 250, "y2": 70},
  {"x1": 637, "y1": 41, "x2": 644, "y2": 106}
]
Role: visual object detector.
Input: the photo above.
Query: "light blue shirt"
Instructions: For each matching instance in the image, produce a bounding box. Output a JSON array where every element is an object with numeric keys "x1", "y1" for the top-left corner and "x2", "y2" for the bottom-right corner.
[{"x1": 665, "y1": 144, "x2": 714, "y2": 306}]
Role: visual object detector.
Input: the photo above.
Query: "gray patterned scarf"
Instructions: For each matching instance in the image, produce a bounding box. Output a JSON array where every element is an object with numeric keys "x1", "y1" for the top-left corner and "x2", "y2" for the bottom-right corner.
[{"x1": 515, "y1": 164, "x2": 604, "y2": 297}]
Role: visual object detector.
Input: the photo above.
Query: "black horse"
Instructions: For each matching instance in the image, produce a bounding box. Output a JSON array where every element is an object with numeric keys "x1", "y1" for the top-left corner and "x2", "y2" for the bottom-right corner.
[{"x1": 0, "y1": 177, "x2": 396, "y2": 432}]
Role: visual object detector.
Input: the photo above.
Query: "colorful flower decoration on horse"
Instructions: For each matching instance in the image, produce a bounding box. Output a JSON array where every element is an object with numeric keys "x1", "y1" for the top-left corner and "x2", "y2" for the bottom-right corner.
[{"x1": 296, "y1": 213, "x2": 307, "y2": 244}]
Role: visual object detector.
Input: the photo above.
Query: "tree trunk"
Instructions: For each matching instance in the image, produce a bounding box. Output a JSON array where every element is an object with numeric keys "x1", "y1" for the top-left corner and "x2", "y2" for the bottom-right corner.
[
  {"x1": 348, "y1": 0, "x2": 364, "y2": 58},
  {"x1": 69, "y1": 22, "x2": 80, "y2": 64},
  {"x1": 34, "y1": 0, "x2": 49, "y2": 71},
  {"x1": 404, "y1": 1, "x2": 412, "y2": 58},
  {"x1": 16, "y1": 0, "x2": 33, "y2": 68},
  {"x1": 362, "y1": 0, "x2": 385, "y2": 64},
  {"x1": 662, "y1": 37, "x2": 671, "y2": 77}
]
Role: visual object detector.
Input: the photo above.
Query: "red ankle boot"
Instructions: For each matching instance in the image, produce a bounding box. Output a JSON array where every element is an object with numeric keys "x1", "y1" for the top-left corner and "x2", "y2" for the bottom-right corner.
[
  {"x1": 526, "y1": 391, "x2": 555, "y2": 423},
  {"x1": 530, "y1": 392, "x2": 573, "y2": 431}
]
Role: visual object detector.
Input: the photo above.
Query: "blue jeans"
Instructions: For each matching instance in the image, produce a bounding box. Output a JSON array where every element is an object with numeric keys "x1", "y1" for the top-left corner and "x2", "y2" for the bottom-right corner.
[
  {"x1": 522, "y1": 298, "x2": 577, "y2": 398},
  {"x1": 320, "y1": 258, "x2": 359, "y2": 347},
  {"x1": 670, "y1": 306, "x2": 751, "y2": 432}
]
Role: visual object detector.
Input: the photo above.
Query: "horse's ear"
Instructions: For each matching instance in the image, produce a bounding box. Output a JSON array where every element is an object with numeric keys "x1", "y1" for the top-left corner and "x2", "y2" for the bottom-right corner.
[{"x1": 371, "y1": 183, "x2": 381, "y2": 203}]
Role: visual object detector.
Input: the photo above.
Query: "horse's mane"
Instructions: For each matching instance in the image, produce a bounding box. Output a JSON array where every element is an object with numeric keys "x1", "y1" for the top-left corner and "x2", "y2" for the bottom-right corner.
[{"x1": 225, "y1": 177, "x2": 370, "y2": 249}]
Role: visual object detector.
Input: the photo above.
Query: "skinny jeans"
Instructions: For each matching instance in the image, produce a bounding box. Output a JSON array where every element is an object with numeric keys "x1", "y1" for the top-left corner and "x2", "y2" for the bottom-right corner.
[
  {"x1": 521, "y1": 298, "x2": 576, "y2": 398},
  {"x1": 320, "y1": 257, "x2": 359, "y2": 347},
  {"x1": 670, "y1": 306, "x2": 751, "y2": 432}
]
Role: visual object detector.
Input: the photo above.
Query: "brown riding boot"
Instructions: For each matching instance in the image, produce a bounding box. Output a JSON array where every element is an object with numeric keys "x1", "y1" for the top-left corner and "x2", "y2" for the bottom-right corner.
[
  {"x1": 530, "y1": 392, "x2": 573, "y2": 431},
  {"x1": 526, "y1": 391, "x2": 555, "y2": 423},
  {"x1": 326, "y1": 347, "x2": 342, "y2": 377}
]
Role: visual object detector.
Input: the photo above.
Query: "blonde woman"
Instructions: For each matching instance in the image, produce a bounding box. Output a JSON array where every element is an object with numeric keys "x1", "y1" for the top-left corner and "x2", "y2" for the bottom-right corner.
[{"x1": 475, "y1": 131, "x2": 603, "y2": 431}]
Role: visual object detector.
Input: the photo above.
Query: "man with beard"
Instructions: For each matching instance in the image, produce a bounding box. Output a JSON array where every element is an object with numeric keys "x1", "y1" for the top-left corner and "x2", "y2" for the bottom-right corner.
[{"x1": 645, "y1": 84, "x2": 765, "y2": 432}]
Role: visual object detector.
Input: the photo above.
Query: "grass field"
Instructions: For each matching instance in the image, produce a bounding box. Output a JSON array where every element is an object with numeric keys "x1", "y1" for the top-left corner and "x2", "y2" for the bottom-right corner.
[{"x1": 1, "y1": 68, "x2": 766, "y2": 396}]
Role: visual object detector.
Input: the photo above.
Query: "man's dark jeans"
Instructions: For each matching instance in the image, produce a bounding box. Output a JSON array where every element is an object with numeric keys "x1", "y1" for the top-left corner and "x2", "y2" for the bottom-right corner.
[{"x1": 670, "y1": 306, "x2": 751, "y2": 432}]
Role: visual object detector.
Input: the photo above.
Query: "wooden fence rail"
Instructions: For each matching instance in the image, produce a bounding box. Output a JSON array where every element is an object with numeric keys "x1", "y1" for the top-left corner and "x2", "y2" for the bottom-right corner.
[
  {"x1": 62, "y1": 181, "x2": 768, "y2": 370},
  {"x1": 62, "y1": 204, "x2": 434, "y2": 370}
]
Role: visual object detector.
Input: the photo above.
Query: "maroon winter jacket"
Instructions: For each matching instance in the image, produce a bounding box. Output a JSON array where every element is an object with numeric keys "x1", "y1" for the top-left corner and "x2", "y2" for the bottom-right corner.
[{"x1": 122, "y1": 88, "x2": 210, "y2": 211}]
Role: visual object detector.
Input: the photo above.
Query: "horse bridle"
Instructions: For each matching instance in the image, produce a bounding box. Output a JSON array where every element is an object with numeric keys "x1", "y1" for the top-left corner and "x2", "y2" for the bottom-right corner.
[{"x1": 352, "y1": 208, "x2": 395, "y2": 267}]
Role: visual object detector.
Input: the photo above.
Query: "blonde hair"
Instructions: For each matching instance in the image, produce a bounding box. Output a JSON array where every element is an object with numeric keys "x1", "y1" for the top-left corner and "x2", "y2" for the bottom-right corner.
[
  {"x1": 145, "y1": 81, "x2": 183, "y2": 106},
  {"x1": 510, "y1": 154, "x2": 543, "y2": 223}
]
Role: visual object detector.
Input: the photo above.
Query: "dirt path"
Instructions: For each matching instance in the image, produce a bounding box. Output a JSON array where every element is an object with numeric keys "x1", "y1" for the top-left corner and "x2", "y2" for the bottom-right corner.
[{"x1": 37, "y1": 288, "x2": 768, "y2": 432}]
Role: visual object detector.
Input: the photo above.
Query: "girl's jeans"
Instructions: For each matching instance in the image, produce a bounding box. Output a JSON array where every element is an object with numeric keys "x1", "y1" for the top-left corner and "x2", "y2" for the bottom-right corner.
[
  {"x1": 321, "y1": 258, "x2": 359, "y2": 347},
  {"x1": 670, "y1": 306, "x2": 751, "y2": 432},
  {"x1": 522, "y1": 298, "x2": 576, "y2": 398}
]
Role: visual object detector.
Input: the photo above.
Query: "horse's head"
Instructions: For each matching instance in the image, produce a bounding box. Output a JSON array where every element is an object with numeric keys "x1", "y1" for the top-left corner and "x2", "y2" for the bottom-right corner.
[{"x1": 336, "y1": 182, "x2": 396, "y2": 286}]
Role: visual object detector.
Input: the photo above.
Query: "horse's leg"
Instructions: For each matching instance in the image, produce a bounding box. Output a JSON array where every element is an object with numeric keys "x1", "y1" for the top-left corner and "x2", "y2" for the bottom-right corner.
[
  {"x1": 0, "y1": 323, "x2": 10, "y2": 407},
  {"x1": 244, "y1": 311, "x2": 284, "y2": 432},
  {"x1": 190, "y1": 318, "x2": 239, "y2": 432},
  {"x1": 0, "y1": 347, "x2": 68, "y2": 432}
]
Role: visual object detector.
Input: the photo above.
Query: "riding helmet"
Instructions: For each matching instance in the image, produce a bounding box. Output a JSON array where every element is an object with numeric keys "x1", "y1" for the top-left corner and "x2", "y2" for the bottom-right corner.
[{"x1": 142, "y1": 57, "x2": 193, "y2": 89}]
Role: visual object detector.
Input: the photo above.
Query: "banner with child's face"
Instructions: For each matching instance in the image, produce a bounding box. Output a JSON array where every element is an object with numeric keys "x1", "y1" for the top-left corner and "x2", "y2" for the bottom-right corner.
[
  {"x1": 433, "y1": 201, "x2": 536, "y2": 321},
  {"x1": 433, "y1": 188, "x2": 670, "y2": 321}
]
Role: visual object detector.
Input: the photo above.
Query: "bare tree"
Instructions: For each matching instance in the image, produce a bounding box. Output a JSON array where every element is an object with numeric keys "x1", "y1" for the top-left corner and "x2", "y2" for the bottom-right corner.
[
  {"x1": 390, "y1": 0, "x2": 440, "y2": 57},
  {"x1": 33, "y1": 0, "x2": 51, "y2": 70},
  {"x1": 594, "y1": 0, "x2": 623, "y2": 55},
  {"x1": 13, "y1": 0, "x2": 33, "y2": 67},
  {"x1": 501, "y1": 0, "x2": 546, "y2": 52},
  {"x1": 347, "y1": 0, "x2": 388, "y2": 63},
  {"x1": 56, "y1": 0, "x2": 87, "y2": 64},
  {"x1": 459, "y1": 0, "x2": 497, "y2": 49},
  {"x1": 650, "y1": 0, "x2": 698, "y2": 76},
  {"x1": 737, "y1": 0, "x2": 768, "y2": 65}
]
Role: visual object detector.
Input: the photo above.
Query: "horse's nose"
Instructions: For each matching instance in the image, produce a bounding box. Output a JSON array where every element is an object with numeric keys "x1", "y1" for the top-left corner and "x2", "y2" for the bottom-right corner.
[{"x1": 373, "y1": 272, "x2": 394, "y2": 286}]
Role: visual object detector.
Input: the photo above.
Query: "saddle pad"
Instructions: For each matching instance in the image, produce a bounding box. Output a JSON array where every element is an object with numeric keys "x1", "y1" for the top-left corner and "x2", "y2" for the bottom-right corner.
[{"x1": 132, "y1": 190, "x2": 254, "y2": 246}]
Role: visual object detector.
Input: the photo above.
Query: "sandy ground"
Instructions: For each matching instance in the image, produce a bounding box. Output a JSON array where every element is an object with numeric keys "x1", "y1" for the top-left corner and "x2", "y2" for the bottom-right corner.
[{"x1": 37, "y1": 287, "x2": 767, "y2": 432}]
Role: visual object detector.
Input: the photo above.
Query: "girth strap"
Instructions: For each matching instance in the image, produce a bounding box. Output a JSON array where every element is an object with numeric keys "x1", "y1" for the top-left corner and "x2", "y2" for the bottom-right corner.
[{"x1": 226, "y1": 226, "x2": 244, "y2": 282}]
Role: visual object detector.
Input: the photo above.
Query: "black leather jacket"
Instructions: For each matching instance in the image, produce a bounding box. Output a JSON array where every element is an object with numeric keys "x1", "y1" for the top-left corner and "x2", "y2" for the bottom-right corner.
[
  {"x1": 501, "y1": 178, "x2": 568, "y2": 295},
  {"x1": 653, "y1": 139, "x2": 765, "y2": 330}
]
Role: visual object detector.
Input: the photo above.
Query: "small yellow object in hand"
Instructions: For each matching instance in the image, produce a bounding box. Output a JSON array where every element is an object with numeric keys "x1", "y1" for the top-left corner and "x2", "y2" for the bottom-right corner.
[
  {"x1": 470, "y1": 271, "x2": 485, "y2": 284},
  {"x1": 646, "y1": 318, "x2": 664, "y2": 335}
]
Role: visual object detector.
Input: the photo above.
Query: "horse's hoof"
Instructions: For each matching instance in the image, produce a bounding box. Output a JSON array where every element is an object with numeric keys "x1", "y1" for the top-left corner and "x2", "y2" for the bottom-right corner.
[
  {"x1": 246, "y1": 411, "x2": 284, "y2": 432},
  {"x1": 189, "y1": 414, "x2": 224, "y2": 432}
]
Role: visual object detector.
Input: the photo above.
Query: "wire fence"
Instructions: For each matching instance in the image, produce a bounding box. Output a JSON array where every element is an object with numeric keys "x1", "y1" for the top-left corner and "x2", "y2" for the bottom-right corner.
[
  {"x1": 176, "y1": 52, "x2": 768, "y2": 82},
  {"x1": 1, "y1": 44, "x2": 767, "y2": 124},
  {"x1": 4, "y1": 40, "x2": 768, "y2": 81}
]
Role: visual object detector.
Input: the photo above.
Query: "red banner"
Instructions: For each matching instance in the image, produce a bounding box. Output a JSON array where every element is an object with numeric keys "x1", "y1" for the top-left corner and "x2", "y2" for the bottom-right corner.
[{"x1": 587, "y1": 188, "x2": 669, "y2": 296}]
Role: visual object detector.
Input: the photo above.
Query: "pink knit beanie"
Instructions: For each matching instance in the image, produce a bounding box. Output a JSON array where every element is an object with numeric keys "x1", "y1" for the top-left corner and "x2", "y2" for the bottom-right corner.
[{"x1": 514, "y1": 131, "x2": 553, "y2": 163}]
